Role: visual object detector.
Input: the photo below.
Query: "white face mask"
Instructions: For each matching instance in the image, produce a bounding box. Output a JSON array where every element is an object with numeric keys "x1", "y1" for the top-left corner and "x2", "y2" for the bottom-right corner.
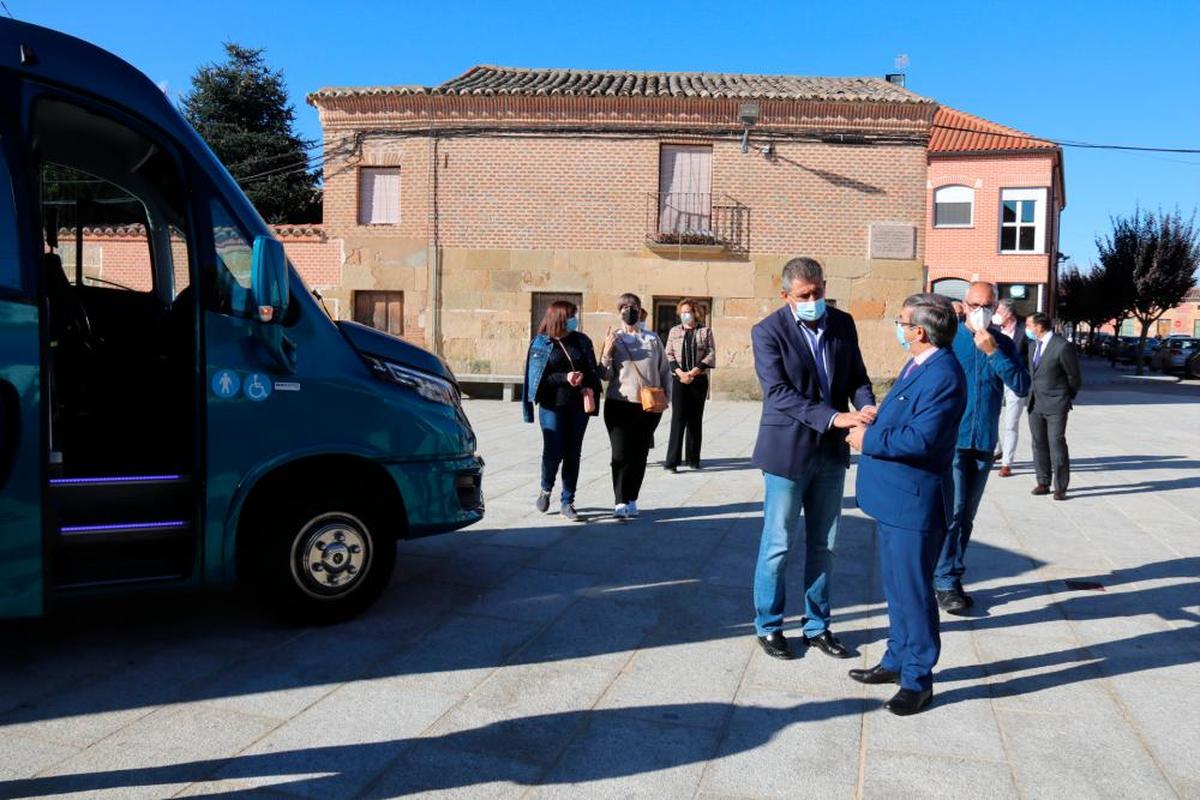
[
  {"x1": 680, "y1": 312, "x2": 694, "y2": 325},
  {"x1": 991, "y1": 312, "x2": 1005, "y2": 326},
  {"x1": 968, "y1": 307, "x2": 992, "y2": 332}
]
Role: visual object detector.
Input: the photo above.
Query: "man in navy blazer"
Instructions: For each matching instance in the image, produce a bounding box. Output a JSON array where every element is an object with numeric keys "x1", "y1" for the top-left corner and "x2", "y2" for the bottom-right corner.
[
  {"x1": 750, "y1": 257, "x2": 877, "y2": 661},
  {"x1": 846, "y1": 293, "x2": 967, "y2": 716}
]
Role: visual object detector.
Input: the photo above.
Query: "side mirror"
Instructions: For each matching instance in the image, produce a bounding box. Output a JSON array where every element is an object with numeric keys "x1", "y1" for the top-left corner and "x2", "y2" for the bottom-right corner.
[{"x1": 250, "y1": 235, "x2": 289, "y2": 324}]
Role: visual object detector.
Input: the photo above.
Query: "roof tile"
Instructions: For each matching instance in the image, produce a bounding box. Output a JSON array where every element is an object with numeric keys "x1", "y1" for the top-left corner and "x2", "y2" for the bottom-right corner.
[{"x1": 931, "y1": 106, "x2": 1056, "y2": 153}]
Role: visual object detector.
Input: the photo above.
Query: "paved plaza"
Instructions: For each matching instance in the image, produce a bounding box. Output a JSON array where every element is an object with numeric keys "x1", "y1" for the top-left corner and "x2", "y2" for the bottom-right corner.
[{"x1": 1, "y1": 360, "x2": 1198, "y2": 799}]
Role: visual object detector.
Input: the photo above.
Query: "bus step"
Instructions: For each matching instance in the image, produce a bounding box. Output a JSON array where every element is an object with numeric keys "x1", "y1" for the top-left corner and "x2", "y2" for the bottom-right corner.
[{"x1": 48, "y1": 474, "x2": 193, "y2": 528}]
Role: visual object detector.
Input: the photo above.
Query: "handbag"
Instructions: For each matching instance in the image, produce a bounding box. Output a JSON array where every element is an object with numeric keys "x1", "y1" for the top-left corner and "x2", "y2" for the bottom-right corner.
[
  {"x1": 555, "y1": 338, "x2": 596, "y2": 414},
  {"x1": 617, "y1": 336, "x2": 668, "y2": 413}
]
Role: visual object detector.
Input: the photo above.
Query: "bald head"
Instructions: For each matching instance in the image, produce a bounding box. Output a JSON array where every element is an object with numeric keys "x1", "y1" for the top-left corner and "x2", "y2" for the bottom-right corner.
[{"x1": 965, "y1": 281, "x2": 997, "y2": 308}]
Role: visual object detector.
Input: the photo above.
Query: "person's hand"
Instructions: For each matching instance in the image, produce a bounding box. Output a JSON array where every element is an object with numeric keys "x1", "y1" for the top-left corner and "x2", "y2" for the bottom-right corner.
[
  {"x1": 846, "y1": 425, "x2": 867, "y2": 451},
  {"x1": 567, "y1": 371, "x2": 583, "y2": 387},
  {"x1": 601, "y1": 328, "x2": 616, "y2": 358},
  {"x1": 689, "y1": 367, "x2": 702, "y2": 378},
  {"x1": 974, "y1": 328, "x2": 997, "y2": 355},
  {"x1": 674, "y1": 368, "x2": 688, "y2": 381},
  {"x1": 859, "y1": 405, "x2": 878, "y2": 424},
  {"x1": 680, "y1": 372, "x2": 693, "y2": 385},
  {"x1": 832, "y1": 411, "x2": 872, "y2": 429}
]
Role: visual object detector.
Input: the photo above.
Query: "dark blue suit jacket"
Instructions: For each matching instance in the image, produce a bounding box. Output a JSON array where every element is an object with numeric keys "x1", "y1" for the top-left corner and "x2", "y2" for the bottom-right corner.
[
  {"x1": 855, "y1": 348, "x2": 967, "y2": 533},
  {"x1": 751, "y1": 305, "x2": 875, "y2": 480}
]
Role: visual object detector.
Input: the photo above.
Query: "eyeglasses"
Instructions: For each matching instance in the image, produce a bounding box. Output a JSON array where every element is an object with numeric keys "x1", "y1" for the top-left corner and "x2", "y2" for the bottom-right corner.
[
  {"x1": 894, "y1": 318, "x2": 919, "y2": 328},
  {"x1": 964, "y1": 301, "x2": 995, "y2": 311}
]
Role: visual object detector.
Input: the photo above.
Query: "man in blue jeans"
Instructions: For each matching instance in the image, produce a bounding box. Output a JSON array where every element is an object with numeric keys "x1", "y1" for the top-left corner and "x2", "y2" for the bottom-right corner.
[
  {"x1": 935, "y1": 281, "x2": 1029, "y2": 614},
  {"x1": 749, "y1": 257, "x2": 877, "y2": 660}
]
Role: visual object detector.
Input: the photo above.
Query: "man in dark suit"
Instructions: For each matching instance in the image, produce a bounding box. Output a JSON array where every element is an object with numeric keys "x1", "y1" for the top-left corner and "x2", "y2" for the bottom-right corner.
[
  {"x1": 846, "y1": 293, "x2": 967, "y2": 715},
  {"x1": 750, "y1": 257, "x2": 876, "y2": 661},
  {"x1": 1026, "y1": 312, "x2": 1082, "y2": 500},
  {"x1": 993, "y1": 299, "x2": 1030, "y2": 475}
]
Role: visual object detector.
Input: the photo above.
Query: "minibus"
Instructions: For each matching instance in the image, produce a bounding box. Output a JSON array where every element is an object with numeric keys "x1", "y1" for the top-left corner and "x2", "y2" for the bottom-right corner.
[{"x1": 0, "y1": 19, "x2": 484, "y2": 622}]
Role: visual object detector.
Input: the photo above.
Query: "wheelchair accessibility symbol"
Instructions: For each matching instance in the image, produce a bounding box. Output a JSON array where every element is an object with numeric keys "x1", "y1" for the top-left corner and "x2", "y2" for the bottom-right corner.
[
  {"x1": 244, "y1": 373, "x2": 272, "y2": 402},
  {"x1": 211, "y1": 370, "x2": 240, "y2": 399}
]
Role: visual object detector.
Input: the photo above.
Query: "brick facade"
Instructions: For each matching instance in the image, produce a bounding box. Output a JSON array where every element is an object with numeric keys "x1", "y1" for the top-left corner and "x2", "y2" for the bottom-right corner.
[{"x1": 310, "y1": 82, "x2": 936, "y2": 395}]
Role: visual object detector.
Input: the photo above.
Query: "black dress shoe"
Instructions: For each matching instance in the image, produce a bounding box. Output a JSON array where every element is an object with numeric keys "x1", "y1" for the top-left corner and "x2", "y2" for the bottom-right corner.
[
  {"x1": 804, "y1": 630, "x2": 852, "y2": 658},
  {"x1": 885, "y1": 687, "x2": 933, "y2": 716},
  {"x1": 664, "y1": 464, "x2": 678, "y2": 473},
  {"x1": 756, "y1": 632, "x2": 795, "y2": 660},
  {"x1": 936, "y1": 588, "x2": 968, "y2": 614},
  {"x1": 848, "y1": 664, "x2": 900, "y2": 685},
  {"x1": 688, "y1": 461, "x2": 702, "y2": 470}
]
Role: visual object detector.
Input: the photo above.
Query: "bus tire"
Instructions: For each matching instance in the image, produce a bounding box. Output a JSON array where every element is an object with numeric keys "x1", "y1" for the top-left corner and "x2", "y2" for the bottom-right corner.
[{"x1": 257, "y1": 488, "x2": 396, "y2": 624}]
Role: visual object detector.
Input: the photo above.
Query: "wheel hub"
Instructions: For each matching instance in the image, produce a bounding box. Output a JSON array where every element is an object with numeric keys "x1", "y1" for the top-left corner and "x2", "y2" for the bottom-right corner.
[{"x1": 294, "y1": 517, "x2": 370, "y2": 596}]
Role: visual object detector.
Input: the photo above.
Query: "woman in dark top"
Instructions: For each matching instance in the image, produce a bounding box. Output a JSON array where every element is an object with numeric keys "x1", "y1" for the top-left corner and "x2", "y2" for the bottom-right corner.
[
  {"x1": 664, "y1": 298, "x2": 717, "y2": 471},
  {"x1": 521, "y1": 300, "x2": 601, "y2": 521}
]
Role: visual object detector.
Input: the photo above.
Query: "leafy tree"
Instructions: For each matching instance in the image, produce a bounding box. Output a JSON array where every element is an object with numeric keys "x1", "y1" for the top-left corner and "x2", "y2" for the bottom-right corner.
[
  {"x1": 1096, "y1": 209, "x2": 1199, "y2": 374},
  {"x1": 182, "y1": 43, "x2": 320, "y2": 223},
  {"x1": 1058, "y1": 263, "x2": 1128, "y2": 350}
]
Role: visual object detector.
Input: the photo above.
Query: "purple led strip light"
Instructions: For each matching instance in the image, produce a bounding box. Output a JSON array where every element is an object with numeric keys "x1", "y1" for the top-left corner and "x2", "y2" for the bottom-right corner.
[
  {"x1": 50, "y1": 475, "x2": 183, "y2": 486},
  {"x1": 61, "y1": 520, "x2": 189, "y2": 534}
]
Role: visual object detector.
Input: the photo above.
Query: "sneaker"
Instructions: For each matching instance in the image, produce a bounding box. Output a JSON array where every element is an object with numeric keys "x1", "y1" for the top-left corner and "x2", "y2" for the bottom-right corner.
[
  {"x1": 561, "y1": 503, "x2": 580, "y2": 522},
  {"x1": 614, "y1": 503, "x2": 629, "y2": 519},
  {"x1": 627, "y1": 501, "x2": 639, "y2": 517},
  {"x1": 535, "y1": 490, "x2": 551, "y2": 513}
]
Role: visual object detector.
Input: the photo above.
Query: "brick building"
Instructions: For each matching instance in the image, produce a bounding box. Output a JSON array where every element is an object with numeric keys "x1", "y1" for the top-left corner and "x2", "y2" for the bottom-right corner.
[
  {"x1": 308, "y1": 66, "x2": 940, "y2": 396},
  {"x1": 925, "y1": 106, "x2": 1066, "y2": 318}
]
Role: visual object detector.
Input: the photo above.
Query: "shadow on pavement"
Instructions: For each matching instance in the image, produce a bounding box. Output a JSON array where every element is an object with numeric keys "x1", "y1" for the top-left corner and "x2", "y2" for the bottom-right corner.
[
  {"x1": 934, "y1": 556, "x2": 1200, "y2": 707},
  {"x1": 0, "y1": 698, "x2": 874, "y2": 798}
]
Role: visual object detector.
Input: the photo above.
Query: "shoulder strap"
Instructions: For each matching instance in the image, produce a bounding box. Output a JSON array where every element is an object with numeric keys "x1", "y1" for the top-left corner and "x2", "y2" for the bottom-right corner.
[
  {"x1": 555, "y1": 337, "x2": 576, "y2": 371},
  {"x1": 615, "y1": 335, "x2": 651, "y2": 388}
]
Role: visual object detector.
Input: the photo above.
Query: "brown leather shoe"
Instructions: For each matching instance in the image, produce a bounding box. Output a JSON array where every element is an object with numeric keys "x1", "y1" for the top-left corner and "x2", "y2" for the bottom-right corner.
[
  {"x1": 998, "y1": 466, "x2": 1013, "y2": 478},
  {"x1": 1031, "y1": 485, "x2": 1050, "y2": 496},
  {"x1": 1053, "y1": 490, "x2": 1068, "y2": 501}
]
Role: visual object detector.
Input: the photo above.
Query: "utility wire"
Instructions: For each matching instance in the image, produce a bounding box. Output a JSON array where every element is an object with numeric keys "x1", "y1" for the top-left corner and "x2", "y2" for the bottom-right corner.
[
  {"x1": 0, "y1": 1, "x2": 13, "y2": 18},
  {"x1": 931, "y1": 122, "x2": 1200, "y2": 155}
]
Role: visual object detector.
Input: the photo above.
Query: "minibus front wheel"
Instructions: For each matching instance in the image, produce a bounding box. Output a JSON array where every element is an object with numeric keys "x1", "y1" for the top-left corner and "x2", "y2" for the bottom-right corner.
[{"x1": 256, "y1": 487, "x2": 397, "y2": 623}]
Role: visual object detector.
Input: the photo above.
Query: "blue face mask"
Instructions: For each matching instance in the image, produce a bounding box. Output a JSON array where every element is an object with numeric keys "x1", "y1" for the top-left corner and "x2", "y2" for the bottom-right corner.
[
  {"x1": 566, "y1": 317, "x2": 579, "y2": 333},
  {"x1": 792, "y1": 298, "x2": 827, "y2": 323},
  {"x1": 1025, "y1": 328, "x2": 1037, "y2": 341},
  {"x1": 896, "y1": 322, "x2": 911, "y2": 351}
]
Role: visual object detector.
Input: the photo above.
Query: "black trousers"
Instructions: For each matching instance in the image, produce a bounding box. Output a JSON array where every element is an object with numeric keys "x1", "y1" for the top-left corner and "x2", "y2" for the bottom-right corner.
[
  {"x1": 665, "y1": 374, "x2": 708, "y2": 467},
  {"x1": 604, "y1": 399, "x2": 662, "y2": 504},
  {"x1": 1029, "y1": 410, "x2": 1070, "y2": 492}
]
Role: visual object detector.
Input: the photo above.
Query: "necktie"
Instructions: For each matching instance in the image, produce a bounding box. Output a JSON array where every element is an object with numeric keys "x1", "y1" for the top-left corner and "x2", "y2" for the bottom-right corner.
[
  {"x1": 901, "y1": 360, "x2": 917, "y2": 381},
  {"x1": 1033, "y1": 340, "x2": 1044, "y2": 370},
  {"x1": 802, "y1": 322, "x2": 831, "y2": 400}
]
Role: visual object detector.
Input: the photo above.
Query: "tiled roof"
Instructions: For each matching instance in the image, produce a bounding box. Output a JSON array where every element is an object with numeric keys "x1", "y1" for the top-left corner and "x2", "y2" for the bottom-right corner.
[
  {"x1": 930, "y1": 106, "x2": 1056, "y2": 153},
  {"x1": 311, "y1": 65, "x2": 932, "y2": 104},
  {"x1": 308, "y1": 85, "x2": 429, "y2": 100},
  {"x1": 1184, "y1": 286, "x2": 1200, "y2": 303}
]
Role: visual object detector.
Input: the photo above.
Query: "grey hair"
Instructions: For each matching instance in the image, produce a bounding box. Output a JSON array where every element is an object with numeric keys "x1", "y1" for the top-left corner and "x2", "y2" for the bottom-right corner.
[
  {"x1": 904, "y1": 293, "x2": 958, "y2": 348},
  {"x1": 997, "y1": 297, "x2": 1016, "y2": 311},
  {"x1": 781, "y1": 257, "x2": 824, "y2": 288}
]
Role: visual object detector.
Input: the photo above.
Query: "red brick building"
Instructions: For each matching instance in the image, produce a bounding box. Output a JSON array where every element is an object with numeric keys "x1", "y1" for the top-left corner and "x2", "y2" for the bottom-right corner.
[
  {"x1": 925, "y1": 106, "x2": 1066, "y2": 317},
  {"x1": 308, "y1": 66, "x2": 937, "y2": 394}
]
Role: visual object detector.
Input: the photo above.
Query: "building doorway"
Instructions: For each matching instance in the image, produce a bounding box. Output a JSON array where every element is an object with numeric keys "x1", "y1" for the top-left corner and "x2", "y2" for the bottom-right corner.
[{"x1": 530, "y1": 292, "x2": 583, "y2": 335}]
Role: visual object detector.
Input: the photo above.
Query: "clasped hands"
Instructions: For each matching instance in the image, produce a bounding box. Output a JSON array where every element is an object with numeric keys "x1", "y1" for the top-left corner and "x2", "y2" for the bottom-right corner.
[
  {"x1": 838, "y1": 405, "x2": 878, "y2": 452},
  {"x1": 674, "y1": 367, "x2": 702, "y2": 385}
]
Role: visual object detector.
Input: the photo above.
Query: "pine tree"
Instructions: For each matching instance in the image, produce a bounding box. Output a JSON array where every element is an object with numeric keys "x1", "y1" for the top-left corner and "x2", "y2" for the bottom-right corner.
[{"x1": 182, "y1": 43, "x2": 320, "y2": 223}]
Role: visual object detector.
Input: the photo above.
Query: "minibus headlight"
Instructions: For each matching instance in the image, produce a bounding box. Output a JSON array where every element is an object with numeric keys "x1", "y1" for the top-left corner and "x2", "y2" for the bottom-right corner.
[{"x1": 364, "y1": 356, "x2": 461, "y2": 407}]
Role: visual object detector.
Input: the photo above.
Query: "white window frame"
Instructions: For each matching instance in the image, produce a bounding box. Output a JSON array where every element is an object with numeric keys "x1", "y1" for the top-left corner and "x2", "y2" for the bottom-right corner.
[
  {"x1": 933, "y1": 185, "x2": 974, "y2": 228},
  {"x1": 999, "y1": 187, "x2": 1046, "y2": 254},
  {"x1": 358, "y1": 167, "x2": 401, "y2": 226}
]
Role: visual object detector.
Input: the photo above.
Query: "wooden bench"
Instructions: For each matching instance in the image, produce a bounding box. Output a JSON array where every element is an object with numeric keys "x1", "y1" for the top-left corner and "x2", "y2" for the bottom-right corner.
[{"x1": 456, "y1": 374, "x2": 524, "y2": 402}]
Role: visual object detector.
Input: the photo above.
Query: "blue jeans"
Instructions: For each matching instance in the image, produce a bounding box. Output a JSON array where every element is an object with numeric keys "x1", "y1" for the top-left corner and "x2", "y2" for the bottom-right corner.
[
  {"x1": 879, "y1": 523, "x2": 943, "y2": 692},
  {"x1": 753, "y1": 459, "x2": 846, "y2": 637},
  {"x1": 539, "y1": 405, "x2": 589, "y2": 505},
  {"x1": 934, "y1": 449, "x2": 993, "y2": 591}
]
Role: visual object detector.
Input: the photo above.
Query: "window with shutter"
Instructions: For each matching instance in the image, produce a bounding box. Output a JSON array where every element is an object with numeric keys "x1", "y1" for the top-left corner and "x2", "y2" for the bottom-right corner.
[
  {"x1": 353, "y1": 290, "x2": 404, "y2": 336},
  {"x1": 358, "y1": 168, "x2": 401, "y2": 225}
]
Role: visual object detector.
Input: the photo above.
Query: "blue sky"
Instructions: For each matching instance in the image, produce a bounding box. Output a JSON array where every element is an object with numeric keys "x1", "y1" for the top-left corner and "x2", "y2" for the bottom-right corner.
[{"x1": 11, "y1": 0, "x2": 1200, "y2": 268}]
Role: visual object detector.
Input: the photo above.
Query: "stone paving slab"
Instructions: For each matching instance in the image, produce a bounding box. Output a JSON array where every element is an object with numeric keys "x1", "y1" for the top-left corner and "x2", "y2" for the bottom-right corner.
[{"x1": 1, "y1": 360, "x2": 1197, "y2": 799}]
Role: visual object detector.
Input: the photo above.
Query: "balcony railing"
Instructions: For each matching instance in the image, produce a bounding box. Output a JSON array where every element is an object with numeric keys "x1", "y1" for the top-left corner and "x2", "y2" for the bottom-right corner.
[{"x1": 645, "y1": 192, "x2": 750, "y2": 254}]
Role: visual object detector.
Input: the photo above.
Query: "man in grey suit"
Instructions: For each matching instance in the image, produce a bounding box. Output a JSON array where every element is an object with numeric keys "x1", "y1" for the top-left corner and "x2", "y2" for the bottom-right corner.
[{"x1": 1025, "y1": 313, "x2": 1082, "y2": 500}]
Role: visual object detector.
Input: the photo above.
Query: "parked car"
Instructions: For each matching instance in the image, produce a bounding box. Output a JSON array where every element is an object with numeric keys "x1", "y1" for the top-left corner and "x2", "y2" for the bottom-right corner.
[
  {"x1": 1088, "y1": 333, "x2": 1115, "y2": 357},
  {"x1": 1117, "y1": 337, "x2": 1160, "y2": 366},
  {"x1": 1186, "y1": 348, "x2": 1200, "y2": 379},
  {"x1": 1158, "y1": 338, "x2": 1200, "y2": 373}
]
